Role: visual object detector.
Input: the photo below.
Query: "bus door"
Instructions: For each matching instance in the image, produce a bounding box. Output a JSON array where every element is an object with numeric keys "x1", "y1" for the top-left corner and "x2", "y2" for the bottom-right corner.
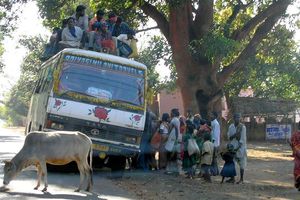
[{"x1": 27, "y1": 61, "x2": 56, "y2": 132}]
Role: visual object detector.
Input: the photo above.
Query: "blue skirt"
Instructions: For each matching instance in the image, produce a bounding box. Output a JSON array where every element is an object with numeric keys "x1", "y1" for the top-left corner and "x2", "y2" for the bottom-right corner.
[{"x1": 220, "y1": 161, "x2": 236, "y2": 177}]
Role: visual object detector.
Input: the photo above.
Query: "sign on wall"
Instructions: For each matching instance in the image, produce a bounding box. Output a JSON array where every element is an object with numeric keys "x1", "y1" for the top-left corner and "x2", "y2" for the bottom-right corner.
[{"x1": 266, "y1": 124, "x2": 291, "y2": 140}]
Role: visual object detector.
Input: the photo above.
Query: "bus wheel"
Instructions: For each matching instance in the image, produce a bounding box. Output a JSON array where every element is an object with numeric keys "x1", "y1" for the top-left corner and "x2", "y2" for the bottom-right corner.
[
  {"x1": 109, "y1": 155, "x2": 126, "y2": 179},
  {"x1": 92, "y1": 156, "x2": 105, "y2": 169}
]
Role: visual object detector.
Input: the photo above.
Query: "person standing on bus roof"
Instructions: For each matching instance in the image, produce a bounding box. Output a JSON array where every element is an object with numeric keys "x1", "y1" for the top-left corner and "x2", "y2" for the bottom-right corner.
[
  {"x1": 59, "y1": 17, "x2": 83, "y2": 49},
  {"x1": 72, "y1": 5, "x2": 89, "y2": 32}
]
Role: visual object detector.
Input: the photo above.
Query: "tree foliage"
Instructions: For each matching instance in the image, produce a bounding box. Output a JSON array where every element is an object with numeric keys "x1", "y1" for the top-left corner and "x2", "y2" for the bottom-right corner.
[
  {"x1": 4, "y1": 35, "x2": 46, "y2": 122},
  {"x1": 0, "y1": 0, "x2": 29, "y2": 71},
  {"x1": 225, "y1": 25, "x2": 300, "y2": 100}
]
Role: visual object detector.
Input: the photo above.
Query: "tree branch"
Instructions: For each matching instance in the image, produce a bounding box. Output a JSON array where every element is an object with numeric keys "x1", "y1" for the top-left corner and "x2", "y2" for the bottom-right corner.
[
  {"x1": 193, "y1": 0, "x2": 214, "y2": 38},
  {"x1": 218, "y1": 11, "x2": 288, "y2": 86},
  {"x1": 136, "y1": 1, "x2": 170, "y2": 40},
  {"x1": 231, "y1": 0, "x2": 291, "y2": 41},
  {"x1": 136, "y1": 26, "x2": 158, "y2": 33},
  {"x1": 224, "y1": 1, "x2": 254, "y2": 38}
]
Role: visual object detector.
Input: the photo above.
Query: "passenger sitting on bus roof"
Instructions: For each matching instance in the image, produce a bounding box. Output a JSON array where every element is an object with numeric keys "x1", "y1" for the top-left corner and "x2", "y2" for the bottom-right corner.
[
  {"x1": 87, "y1": 9, "x2": 106, "y2": 50},
  {"x1": 49, "y1": 19, "x2": 68, "y2": 55},
  {"x1": 112, "y1": 17, "x2": 136, "y2": 57},
  {"x1": 95, "y1": 22, "x2": 115, "y2": 53},
  {"x1": 59, "y1": 17, "x2": 83, "y2": 50},
  {"x1": 106, "y1": 12, "x2": 117, "y2": 34},
  {"x1": 71, "y1": 5, "x2": 89, "y2": 48},
  {"x1": 41, "y1": 27, "x2": 60, "y2": 61},
  {"x1": 112, "y1": 17, "x2": 135, "y2": 38},
  {"x1": 56, "y1": 19, "x2": 69, "y2": 44},
  {"x1": 50, "y1": 27, "x2": 60, "y2": 44}
]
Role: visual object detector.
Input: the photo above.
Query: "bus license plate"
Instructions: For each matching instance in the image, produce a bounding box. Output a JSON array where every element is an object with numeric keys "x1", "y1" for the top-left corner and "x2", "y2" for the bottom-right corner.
[{"x1": 92, "y1": 144, "x2": 109, "y2": 152}]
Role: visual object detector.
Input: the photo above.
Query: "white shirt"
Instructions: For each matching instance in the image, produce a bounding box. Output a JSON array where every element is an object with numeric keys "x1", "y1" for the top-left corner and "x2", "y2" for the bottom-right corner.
[
  {"x1": 227, "y1": 123, "x2": 247, "y2": 158},
  {"x1": 72, "y1": 14, "x2": 89, "y2": 32},
  {"x1": 211, "y1": 119, "x2": 220, "y2": 147},
  {"x1": 170, "y1": 117, "x2": 181, "y2": 142},
  {"x1": 159, "y1": 122, "x2": 169, "y2": 135},
  {"x1": 61, "y1": 26, "x2": 83, "y2": 47}
]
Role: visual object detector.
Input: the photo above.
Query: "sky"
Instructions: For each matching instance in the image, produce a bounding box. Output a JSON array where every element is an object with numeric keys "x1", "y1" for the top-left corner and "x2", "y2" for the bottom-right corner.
[{"x1": 0, "y1": 1, "x2": 299, "y2": 100}]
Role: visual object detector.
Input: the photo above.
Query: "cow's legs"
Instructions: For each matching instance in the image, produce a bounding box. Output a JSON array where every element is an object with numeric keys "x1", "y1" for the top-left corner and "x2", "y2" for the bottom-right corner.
[
  {"x1": 86, "y1": 167, "x2": 93, "y2": 192},
  {"x1": 83, "y1": 162, "x2": 93, "y2": 192},
  {"x1": 39, "y1": 161, "x2": 48, "y2": 192},
  {"x1": 75, "y1": 162, "x2": 85, "y2": 192},
  {"x1": 34, "y1": 164, "x2": 42, "y2": 190}
]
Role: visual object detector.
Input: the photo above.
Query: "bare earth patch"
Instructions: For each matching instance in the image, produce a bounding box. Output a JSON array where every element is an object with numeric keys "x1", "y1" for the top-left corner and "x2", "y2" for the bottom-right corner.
[{"x1": 115, "y1": 142, "x2": 298, "y2": 200}]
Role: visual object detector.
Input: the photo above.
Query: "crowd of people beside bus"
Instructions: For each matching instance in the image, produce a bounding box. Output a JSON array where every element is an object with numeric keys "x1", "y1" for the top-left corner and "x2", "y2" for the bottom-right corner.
[
  {"x1": 42, "y1": 5, "x2": 137, "y2": 60},
  {"x1": 138, "y1": 108, "x2": 248, "y2": 184}
]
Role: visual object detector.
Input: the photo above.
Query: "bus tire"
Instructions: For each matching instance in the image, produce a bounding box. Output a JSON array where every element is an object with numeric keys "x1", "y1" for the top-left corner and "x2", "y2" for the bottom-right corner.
[{"x1": 109, "y1": 155, "x2": 126, "y2": 179}]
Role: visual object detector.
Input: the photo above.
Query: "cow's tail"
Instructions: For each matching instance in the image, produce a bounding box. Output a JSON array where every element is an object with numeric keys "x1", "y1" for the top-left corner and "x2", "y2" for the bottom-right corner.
[
  {"x1": 89, "y1": 145, "x2": 93, "y2": 187},
  {"x1": 89, "y1": 145, "x2": 93, "y2": 168}
]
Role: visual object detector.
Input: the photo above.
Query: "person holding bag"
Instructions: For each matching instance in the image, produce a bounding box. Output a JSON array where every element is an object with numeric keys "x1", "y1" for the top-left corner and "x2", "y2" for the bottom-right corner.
[
  {"x1": 183, "y1": 120, "x2": 198, "y2": 179},
  {"x1": 165, "y1": 108, "x2": 182, "y2": 175},
  {"x1": 156, "y1": 113, "x2": 170, "y2": 169}
]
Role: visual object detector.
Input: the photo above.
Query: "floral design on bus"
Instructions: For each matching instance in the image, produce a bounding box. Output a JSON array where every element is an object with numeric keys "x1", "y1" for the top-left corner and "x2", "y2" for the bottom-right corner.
[
  {"x1": 129, "y1": 114, "x2": 142, "y2": 126},
  {"x1": 88, "y1": 106, "x2": 111, "y2": 122},
  {"x1": 53, "y1": 99, "x2": 67, "y2": 111}
]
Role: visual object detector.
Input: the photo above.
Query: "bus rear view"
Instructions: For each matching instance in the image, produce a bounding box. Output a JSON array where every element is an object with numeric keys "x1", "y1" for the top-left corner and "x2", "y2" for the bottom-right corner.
[{"x1": 26, "y1": 48, "x2": 148, "y2": 171}]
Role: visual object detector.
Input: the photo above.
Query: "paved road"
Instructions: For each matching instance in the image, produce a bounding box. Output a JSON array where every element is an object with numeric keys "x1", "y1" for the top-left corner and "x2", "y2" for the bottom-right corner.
[{"x1": 0, "y1": 126, "x2": 137, "y2": 200}]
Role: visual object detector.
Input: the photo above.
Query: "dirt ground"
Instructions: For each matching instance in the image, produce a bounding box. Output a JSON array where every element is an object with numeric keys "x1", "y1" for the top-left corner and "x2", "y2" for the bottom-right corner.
[{"x1": 113, "y1": 142, "x2": 299, "y2": 200}]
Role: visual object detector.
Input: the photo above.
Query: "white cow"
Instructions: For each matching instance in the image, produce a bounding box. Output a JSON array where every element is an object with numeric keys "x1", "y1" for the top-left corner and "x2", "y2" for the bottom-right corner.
[{"x1": 3, "y1": 131, "x2": 93, "y2": 192}]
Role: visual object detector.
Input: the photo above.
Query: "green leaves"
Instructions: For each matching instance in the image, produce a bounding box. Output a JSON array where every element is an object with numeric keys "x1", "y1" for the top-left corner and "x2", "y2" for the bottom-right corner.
[
  {"x1": 224, "y1": 24, "x2": 300, "y2": 101},
  {"x1": 137, "y1": 35, "x2": 174, "y2": 95},
  {"x1": 4, "y1": 35, "x2": 46, "y2": 120},
  {"x1": 190, "y1": 31, "x2": 240, "y2": 64}
]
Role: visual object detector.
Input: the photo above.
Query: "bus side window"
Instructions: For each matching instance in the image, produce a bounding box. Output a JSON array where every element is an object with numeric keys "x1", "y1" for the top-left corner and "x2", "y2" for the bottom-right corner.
[
  {"x1": 39, "y1": 61, "x2": 56, "y2": 93},
  {"x1": 40, "y1": 67, "x2": 54, "y2": 92},
  {"x1": 34, "y1": 78, "x2": 42, "y2": 94},
  {"x1": 34, "y1": 68, "x2": 47, "y2": 94}
]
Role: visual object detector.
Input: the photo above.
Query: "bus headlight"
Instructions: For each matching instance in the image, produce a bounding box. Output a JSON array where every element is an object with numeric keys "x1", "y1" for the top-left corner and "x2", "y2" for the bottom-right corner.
[
  {"x1": 125, "y1": 136, "x2": 137, "y2": 144},
  {"x1": 50, "y1": 122, "x2": 64, "y2": 130}
]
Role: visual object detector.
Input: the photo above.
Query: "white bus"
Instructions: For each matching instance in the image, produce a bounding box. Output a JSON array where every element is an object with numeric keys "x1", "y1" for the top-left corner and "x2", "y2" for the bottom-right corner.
[{"x1": 26, "y1": 48, "x2": 149, "y2": 171}]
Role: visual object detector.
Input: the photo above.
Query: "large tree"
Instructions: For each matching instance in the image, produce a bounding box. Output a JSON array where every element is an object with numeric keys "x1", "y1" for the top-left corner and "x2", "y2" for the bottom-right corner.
[
  {"x1": 139, "y1": 0, "x2": 295, "y2": 118},
  {"x1": 35, "y1": 0, "x2": 296, "y2": 118}
]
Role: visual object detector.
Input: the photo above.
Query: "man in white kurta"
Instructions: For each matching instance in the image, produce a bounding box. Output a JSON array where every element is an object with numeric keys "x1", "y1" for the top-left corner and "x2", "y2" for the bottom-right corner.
[
  {"x1": 210, "y1": 111, "x2": 220, "y2": 176},
  {"x1": 211, "y1": 112, "x2": 220, "y2": 148},
  {"x1": 227, "y1": 113, "x2": 247, "y2": 184},
  {"x1": 59, "y1": 17, "x2": 83, "y2": 49}
]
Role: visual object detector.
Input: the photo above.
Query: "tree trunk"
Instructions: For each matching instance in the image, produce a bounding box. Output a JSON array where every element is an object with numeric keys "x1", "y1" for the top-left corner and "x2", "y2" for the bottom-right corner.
[
  {"x1": 172, "y1": 54, "x2": 223, "y2": 119},
  {"x1": 167, "y1": 1, "x2": 223, "y2": 119}
]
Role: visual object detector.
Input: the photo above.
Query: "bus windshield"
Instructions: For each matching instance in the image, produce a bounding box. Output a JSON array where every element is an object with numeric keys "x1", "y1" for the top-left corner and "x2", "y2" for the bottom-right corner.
[{"x1": 56, "y1": 61, "x2": 145, "y2": 106}]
